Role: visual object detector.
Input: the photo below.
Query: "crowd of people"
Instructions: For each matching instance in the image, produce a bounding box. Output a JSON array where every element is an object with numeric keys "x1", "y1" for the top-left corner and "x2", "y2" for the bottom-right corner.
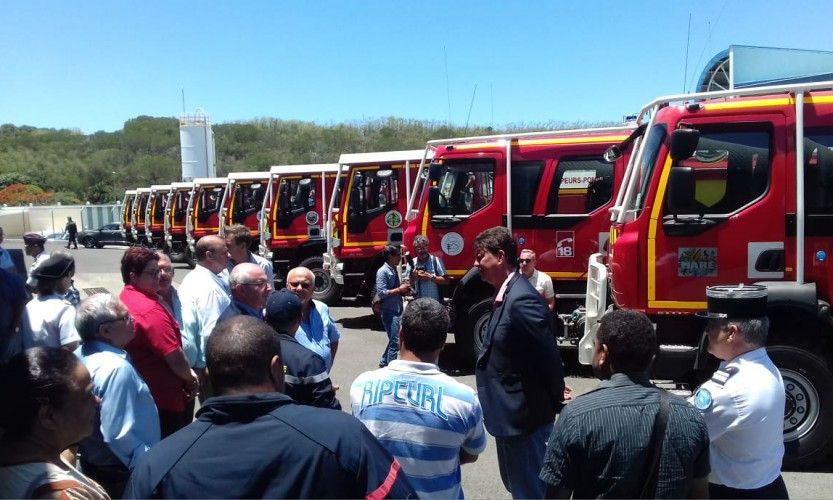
[{"x1": 0, "y1": 224, "x2": 790, "y2": 499}]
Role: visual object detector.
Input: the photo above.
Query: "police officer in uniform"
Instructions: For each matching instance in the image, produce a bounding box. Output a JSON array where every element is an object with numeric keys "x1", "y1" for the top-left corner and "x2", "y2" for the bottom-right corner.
[{"x1": 691, "y1": 284, "x2": 788, "y2": 499}]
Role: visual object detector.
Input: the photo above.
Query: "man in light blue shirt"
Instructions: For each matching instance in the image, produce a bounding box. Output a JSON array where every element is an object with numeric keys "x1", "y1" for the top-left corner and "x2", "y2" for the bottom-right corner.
[
  {"x1": 351, "y1": 298, "x2": 486, "y2": 498},
  {"x1": 286, "y1": 266, "x2": 340, "y2": 371},
  {"x1": 0, "y1": 226, "x2": 15, "y2": 272},
  {"x1": 75, "y1": 293, "x2": 160, "y2": 498},
  {"x1": 375, "y1": 246, "x2": 410, "y2": 367}
]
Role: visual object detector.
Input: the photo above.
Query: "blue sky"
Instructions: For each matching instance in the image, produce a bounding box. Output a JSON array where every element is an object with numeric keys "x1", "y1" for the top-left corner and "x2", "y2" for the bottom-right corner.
[{"x1": 3, "y1": 1, "x2": 833, "y2": 133}]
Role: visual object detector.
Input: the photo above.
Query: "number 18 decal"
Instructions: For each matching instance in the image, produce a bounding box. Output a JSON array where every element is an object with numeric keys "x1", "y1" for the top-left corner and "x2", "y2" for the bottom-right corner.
[{"x1": 556, "y1": 231, "x2": 575, "y2": 258}]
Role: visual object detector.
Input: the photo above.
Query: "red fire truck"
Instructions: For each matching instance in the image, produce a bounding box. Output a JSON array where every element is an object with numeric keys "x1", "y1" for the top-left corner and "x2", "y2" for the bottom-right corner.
[
  {"x1": 185, "y1": 177, "x2": 227, "y2": 264},
  {"x1": 217, "y1": 171, "x2": 270, "y2": 243},
  {"x1": 120, "y1": 189, "x2": 136, "y2": 244},
  {"x1": 144, "y1": 184, "x2": 171, "y2": 248},
  {"x1": 130, "y1": 188, "x2": 151, "y2": 245},
  {"x1": 163, "y1": 181, "x2": 194, "y2": 263},
  {"x1": 403, "y1": 128, "x2": 634, "y2": 360},
  {"x1": 258, "y1": 164, "x2": 340, "y2": 293},
  {"x1": 323, "y1": 150, "x2": 430, "y2": 303},
  {"x1": 578, "y1": 81, "x2": 833, "y2": 467}
]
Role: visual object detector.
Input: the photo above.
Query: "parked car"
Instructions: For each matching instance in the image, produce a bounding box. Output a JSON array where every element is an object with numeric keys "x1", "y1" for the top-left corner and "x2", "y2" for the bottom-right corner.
[{"x1": 78, "y1": 223, "x2": 131, "y2": 248}]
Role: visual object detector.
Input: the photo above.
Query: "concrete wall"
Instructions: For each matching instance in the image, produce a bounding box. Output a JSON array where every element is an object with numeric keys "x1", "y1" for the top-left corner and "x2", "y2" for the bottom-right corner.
[{"x1": 0, "y1": 204, "x2": 120, "y2": 237}]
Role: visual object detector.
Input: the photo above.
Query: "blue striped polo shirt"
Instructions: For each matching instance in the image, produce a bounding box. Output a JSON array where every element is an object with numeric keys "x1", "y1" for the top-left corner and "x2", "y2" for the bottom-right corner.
[{"x1": 350, "y1": 359, "x2": 487, "y2": 499}]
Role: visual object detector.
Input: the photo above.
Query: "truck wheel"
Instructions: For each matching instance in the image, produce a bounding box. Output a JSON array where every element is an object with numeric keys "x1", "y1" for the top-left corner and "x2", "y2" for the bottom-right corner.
[
  {"x1": 82, "y1": 236, "x2": 95, "y2": 249},
  {"x1": 768, "y1": 344, "x2": 833, "y2": 468},
  {"x1": 300, "y1": 256, "x2": 341, "y2": 304},
  {"x1": 455, "y1": 299, "x2": 492, "y2": 365}
]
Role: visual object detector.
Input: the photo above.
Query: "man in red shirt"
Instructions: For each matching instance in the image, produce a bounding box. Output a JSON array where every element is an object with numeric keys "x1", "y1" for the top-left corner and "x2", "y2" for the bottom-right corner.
[{"x1": 119, "y1": 247, "x2": 199, "y2": 437}]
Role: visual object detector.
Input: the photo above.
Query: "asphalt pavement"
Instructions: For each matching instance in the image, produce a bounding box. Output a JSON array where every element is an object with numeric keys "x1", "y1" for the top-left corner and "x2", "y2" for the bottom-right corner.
[{"x1": 6, "y1": 240, "x2": 832, "y2": 499}]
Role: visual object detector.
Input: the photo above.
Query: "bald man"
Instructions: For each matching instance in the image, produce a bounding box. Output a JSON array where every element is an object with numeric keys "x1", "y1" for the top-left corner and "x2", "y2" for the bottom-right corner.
[
  {"x1": 178, "y1": 235, "x2": 234, "y2": 399},
  {"x1": 286, "y1": 267, "x2": 341, "y2": 370}
]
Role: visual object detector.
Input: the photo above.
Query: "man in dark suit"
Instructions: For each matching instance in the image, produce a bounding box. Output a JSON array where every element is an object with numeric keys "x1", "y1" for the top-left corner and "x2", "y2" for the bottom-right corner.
[{"x1": 474, "y1": 226, "x2": 565, "y2": 499}]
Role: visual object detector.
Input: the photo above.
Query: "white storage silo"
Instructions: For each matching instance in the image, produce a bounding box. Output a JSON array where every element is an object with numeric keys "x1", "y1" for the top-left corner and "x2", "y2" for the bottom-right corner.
[{"x1": 180, "y1": 109, "x2": 217, "y2": 181}]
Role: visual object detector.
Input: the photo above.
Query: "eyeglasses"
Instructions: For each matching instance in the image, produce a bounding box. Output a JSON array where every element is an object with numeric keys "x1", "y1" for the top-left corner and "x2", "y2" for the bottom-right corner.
[
  {"x1": 102, "y1": 315, "x2": 133, "y2": 327},
  {"x1": 519, "y1": 258, "x2": 533, "y2": 263},
  {"x1": 288, "y1": 281, "x2": 312, "y2": 289},
  {"x1": 242, "y1": 280, "x2": 268, "y2": 287}
]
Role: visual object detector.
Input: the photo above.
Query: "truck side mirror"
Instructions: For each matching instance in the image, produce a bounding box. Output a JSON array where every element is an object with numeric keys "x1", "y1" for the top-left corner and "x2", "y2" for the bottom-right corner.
[
  {"x1": 666, "y1": 166, "x2": 698, "y2": 217},
  {"x1": 298, "y1": 178, "x2": 313, "y2": 210},
  {"x1": 279, "y1": 181, "x2": 290, "y2": 212},
  {"x1": 670, "y1": 129, "x2": 700, "y2": 161},
  {"x1": 428, "y1": 186, "x2": 442, "y2": 213},
  {"x1": 603, "y1": 145, "x2": 622, "y2": 163},
  {"x1": 428, "y1": 162, "x2": 443, "y2": 182}
]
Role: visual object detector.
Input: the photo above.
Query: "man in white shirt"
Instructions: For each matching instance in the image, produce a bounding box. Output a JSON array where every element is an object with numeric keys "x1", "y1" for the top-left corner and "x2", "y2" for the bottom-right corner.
[
  {"x1": 178, "y1": 235, "x2": 234, "y2": 400},
  {"x1": 518, "y1": 249, "x2": 555, "y2": 311},
  {"x1": 691, "y1": 284, "x2": 787, "y2": 498}
]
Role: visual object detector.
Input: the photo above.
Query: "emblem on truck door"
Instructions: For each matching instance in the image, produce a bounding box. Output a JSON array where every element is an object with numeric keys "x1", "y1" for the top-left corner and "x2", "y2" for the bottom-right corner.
[
  {"x1": 441, "y1": 232, "x2": 464, "y2": 256},
  {"x1": 678, "y1": 247, "x2": 718, "y2": 277},
  {"x1": 556, "y1": 231, "x2": 575, "y2": 258}
]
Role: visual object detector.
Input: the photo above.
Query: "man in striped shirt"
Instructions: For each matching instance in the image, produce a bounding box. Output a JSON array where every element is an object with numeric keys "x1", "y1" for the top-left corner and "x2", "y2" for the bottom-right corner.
[{"x1": 351, "y1": 298, "x2": 486, "y2": 499}]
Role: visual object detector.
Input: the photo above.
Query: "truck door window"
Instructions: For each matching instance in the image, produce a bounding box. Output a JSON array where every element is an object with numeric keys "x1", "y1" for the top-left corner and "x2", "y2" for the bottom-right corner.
[
  {"x1": 667, "y1": 129, "x2": 770, "y2": 215},
  {"x1": 174, "y1": 192, "x2": 188, "y2": 221},
  {"x1": 547, "y1": 158, "x2": 614, "y2": 215},
  {"x1": 198, "y1": 188, "x2": 223, "y2": 222},
  {"x1": 512, "y1": 161, "x2": 545, "y2": 215},
  {"x1": 233, "y1": 182, "x2": 265, "y2": 223},
  {"x1": 805, "y1": 129, "x2": 833, "y2": 213},
  {"x1": 153, "y1": 196, "x2": 165, "y2": 220},
  {"x1": 433, "y1": 159, "x2": 494, "y2": 216}
]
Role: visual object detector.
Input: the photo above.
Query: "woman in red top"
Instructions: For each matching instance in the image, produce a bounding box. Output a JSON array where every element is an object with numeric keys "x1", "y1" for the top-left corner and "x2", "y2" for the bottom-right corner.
[{"x1": 119, "y1": 247, "x2": 198, "y2": 437}]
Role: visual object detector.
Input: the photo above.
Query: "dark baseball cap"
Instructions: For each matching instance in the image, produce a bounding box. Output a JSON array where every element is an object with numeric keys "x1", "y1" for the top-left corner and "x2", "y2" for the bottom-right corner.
[{"x1": 265, "y1": 288, "x2": 302, "y2": 328}]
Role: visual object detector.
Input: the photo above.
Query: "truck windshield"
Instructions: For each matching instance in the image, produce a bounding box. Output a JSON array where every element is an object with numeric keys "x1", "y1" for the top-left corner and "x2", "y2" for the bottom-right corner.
[
  {"x1": 433, "y1": 159, "x2": 494, "y2": 216},
  {"x1": 633, "y1": 124, "x2": 667, "y2": 214}
]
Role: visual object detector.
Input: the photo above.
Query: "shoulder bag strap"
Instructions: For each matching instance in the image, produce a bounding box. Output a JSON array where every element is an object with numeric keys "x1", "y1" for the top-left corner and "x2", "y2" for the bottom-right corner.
[{"x1": 640, "y1": 389, "x2": 671, "y2": 499}]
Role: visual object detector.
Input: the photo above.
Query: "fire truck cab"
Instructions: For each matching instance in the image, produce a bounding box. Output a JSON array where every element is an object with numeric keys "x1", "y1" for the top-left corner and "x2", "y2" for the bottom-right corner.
[
  {"x1": 164, "y1": 182, "x2": 194, "y2": 263},
  {"x1": 323, "y1": 150, "x2": 429, "y2": 303},
  {"x1": 580, "y1": 81, "x2": 833, "y2": 467},
  {"x1": 404, "y1": 128, "x2": 634, "y2": 360},
  {"x1": 120, "y1": 189, "x2": 137, "y2": 243},
  {"x1": 258, "y1": 164, "x2": 340, "y2": 294},
  {"x1": 130, "y1": 188, "x2": 151, "y2": 245},
  {"x1": 145, "y1": 184, "x2": 171, "y2": 248},
  {"x1": 186, "y1": 177, "x2": 227, "y2": 264},
  {"x1": 217, "y1": 172, "x2": 270, "y2": 243}
]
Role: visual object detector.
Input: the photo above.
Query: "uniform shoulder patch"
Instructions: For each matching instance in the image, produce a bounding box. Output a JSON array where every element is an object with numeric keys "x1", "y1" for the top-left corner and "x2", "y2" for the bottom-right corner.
[
  {"x1": 709, "y1": 365, "x2": 738, "y2": 386},
  {"x1": 692, "y1": 387, "x2": 713, "y2": 411}
]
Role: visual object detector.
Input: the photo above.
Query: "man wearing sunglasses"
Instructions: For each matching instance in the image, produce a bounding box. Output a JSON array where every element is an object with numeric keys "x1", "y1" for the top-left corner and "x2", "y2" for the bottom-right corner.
[
  {"x1": 518, "y1": 249, "x2": 555, "y2": 312},
  {"x1": 286, "y1": 266, "x2": 340, "y2": 371}
]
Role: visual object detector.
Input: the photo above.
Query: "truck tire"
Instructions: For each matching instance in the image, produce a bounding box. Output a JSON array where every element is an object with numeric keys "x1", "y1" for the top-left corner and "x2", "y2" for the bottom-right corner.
[
  {"x1": 768, "y1": 344, "x2": 833, "y2": 468},
  {"x1": 300, "y1": 256, "x2": 341, "y2": 305},
  {"x1": 82, "y1": 236, "x2": 95, "y2": 249},
  {"x1": 455, "y1": 299, "x2": 492, "y2": 365}
]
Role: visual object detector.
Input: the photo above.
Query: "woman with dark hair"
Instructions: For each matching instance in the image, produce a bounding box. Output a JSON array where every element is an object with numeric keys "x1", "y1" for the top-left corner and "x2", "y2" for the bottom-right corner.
[
  {"x1": 18, "y1": 254, "x2": 81, "y2": 354},
  {"x1": 119, "y1": 247, "x2": 198, "y2": 437},
  {"x1": 0, "y1": 347, "x2": 109, "y2": 498}
]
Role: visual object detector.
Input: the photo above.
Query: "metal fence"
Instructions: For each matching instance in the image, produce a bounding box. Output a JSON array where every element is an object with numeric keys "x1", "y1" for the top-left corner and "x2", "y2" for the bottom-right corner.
[{"x1": 0, "y1": 203, "x2": 121, "y2": 237}]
